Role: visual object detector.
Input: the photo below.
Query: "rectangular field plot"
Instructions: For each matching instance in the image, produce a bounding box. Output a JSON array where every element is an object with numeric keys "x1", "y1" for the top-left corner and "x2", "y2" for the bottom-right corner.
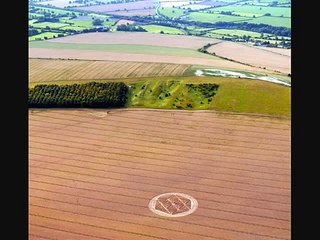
[
  {"x1": 31, "y1": 22, "x2": 70, "y2": 29},
  {"x1": 158, "y1": 7, "x2": 186, "y2": 18},
  {"x1": 29, "y1": 32, "x2": 62, "y2": 41},
  {"x1": 29, "y1": 108, "x2": 291, "y2": 240},
  {"x1": 142, "y1": 25, "x2": 185, "y2": 34},
  {"x1": 240, "y1": 16, "x2": 291, "y2": 28},
  {"x1": 210, "y1": 5, "x2": 291, "y2": 18},
  {"x1": 75, "y1": 0, "x2": 156, "y2": 13},
  {"x1": 188, "y1": 12, "x2": 252, "y2": 23},
  {"x1": 29, "y1": 59, "x2": 190, "y2": 82}
]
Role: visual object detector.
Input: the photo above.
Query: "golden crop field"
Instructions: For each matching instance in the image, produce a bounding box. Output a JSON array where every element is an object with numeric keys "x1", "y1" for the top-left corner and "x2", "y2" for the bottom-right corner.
[
  {"x1": 29, "y1": 108, "x2": 291, "y2": 240},
  {"x1": 29, "y1": 58, "x2": 190, "y2": 83}
]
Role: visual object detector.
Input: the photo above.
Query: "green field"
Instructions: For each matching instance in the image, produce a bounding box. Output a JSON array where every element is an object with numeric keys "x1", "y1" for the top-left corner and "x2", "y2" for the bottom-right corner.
[
  {"x1": 60, "y1": 25, "x2": 87, "y2": 31},
  {"x1": 181, "y1": 4, "x2": 211, "y2": 11},
  {"x1": 88, "y1": 13, "x2": 110, "y2": 18},
  {"x1": 28, "y1": 74, "x2": 290, "y2": 116},
  {"x1": 128, "y1": 77, "x2": 290, "y2": 116},
  {"x1": 29, "y1": 32, "x2": 62, "y2": 41},
  {"x1": 242, "y1": 16, "x2": 291, "y2": 28},
  {"x1": 65, "y1": 19, "x2": 113, "y2": 28},
  {"x1": 211, "y1": 5, "x2": 291, "y2": 17},
  {"x1": 210, "y1": 29, "x2": 265, "y2": 38},
  {"x1": 188, "y1": 12, "x2": 252, "y2": 23},
  {"x1": 29, "y1": 41, "x2": 217, "y2": 59},
  {"x1": 142, "y1": 25, "x2": 185, "y2": 34},
  {"x1": 31, "y1": 22, "x2": 69, "y2": 29},
  {"x1": 31, "y1": 6, "x2": 81, "y2": 15},
  {"x1": 207, "y1": 29, "x2": 290, "y2": 40},
  {"x1": 29, "y1": 13, "x2": 44, "y2": 18},
  {"x1": 29, "y1": 19, "x2": 37, "y2": 25},
  {"x1": 66, "y1": 20, "x2": 94, "y2": 28},
  {"x1": 158, "y1": 7, "x2": 185, "y2": 18}
]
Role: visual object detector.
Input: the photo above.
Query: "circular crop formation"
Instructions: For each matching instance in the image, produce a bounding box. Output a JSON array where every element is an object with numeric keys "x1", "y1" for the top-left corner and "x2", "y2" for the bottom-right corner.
[{"x1": 148, "y1": 193, "x2": 198, "y2": 217}]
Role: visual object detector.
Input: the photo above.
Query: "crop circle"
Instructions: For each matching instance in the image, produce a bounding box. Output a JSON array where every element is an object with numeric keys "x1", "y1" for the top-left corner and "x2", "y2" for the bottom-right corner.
[{"x1": 148, "y1": 193, "x2": 198, "y2": 217}]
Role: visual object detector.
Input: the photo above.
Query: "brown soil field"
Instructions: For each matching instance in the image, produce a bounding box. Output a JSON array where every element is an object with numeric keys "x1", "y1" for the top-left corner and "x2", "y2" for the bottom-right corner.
[
  {"x1": 29, "y1": 108, "x2": 291, "y2": 240},
  {"x1": 208, "y1": 42, "x2": 291, "y2": 74},
  {"x1": 47, "y1": 32, "x2": 221, "y2": 49},
  {"x1": 29, "y1": 58, "x2": 190, "y2": 82},
  {"x1": 76, "y1": 0, "x2": 155, "y2": 13},
  {"x1": 29, "y1": 48, "x2": 274, "y2": 73}
]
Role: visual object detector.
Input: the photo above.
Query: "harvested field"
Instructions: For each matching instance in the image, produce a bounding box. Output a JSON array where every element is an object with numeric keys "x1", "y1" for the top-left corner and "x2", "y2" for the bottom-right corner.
[
  {"x1": 29, "y1": 48, "x2": 272, "y2": 72},
  {"x1": 29, "y1": 58, "x2": 190, "y2": 82},
  {"x1": 29, "y1": 108, "x2": 291, "y2": 240},
  {"x1": 255, "y1": 46, "x2": 291, "y2": 57},
  {"x1": 76, "y1": 0, "x2": 155, "y2": 13},
  {"x1": 45, "y1": 32, "x2": 221, "y2": 49},
  {"x1": 109, "y1": 9, "x2": 156, "y2": 16},
  {"x1": 29, "y1": 33, "x2": 288, "y2": 74},
  {"x1": 208, "y1": 42, "x2": 291, "y2": 74}
]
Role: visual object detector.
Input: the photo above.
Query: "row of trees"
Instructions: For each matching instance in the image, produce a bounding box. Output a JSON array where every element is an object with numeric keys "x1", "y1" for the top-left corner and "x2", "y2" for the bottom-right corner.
[
  {"x1": 197, "y1": 43, "x2": 215, "y2": 54},
  {"x1": 29, "y1": 82, "x2": 129, "y2": 108},
  {"x1": 212, "y1": 22, "x2": 291, "y2": 37}
]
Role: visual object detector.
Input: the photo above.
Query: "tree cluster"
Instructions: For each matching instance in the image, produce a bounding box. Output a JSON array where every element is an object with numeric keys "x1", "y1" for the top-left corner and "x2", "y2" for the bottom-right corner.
[
  {"x1": 29, "y1": 27, "x2": 39, "y2": 36},
  {"x1": 186, "y1": 83, "x2": 219, "y2": 98},
  {"x1": 29, "y1": 82, "x2": 129, "y2": 108},
  {"x1": 116, "y1": 24, "x2": 147, "y2": 32}
]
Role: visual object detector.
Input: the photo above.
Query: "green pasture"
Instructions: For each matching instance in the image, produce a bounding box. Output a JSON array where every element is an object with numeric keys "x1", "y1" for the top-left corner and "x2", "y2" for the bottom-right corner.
[
  {"x1": 188, "y1": 12, "x2": 252, "y2": 23},
  {"x1": 142, "y1": 25, "x2": 185, "y2": 34},
  {"x1": 158, "y1": 7, "x2": 185, "y2": 18}
]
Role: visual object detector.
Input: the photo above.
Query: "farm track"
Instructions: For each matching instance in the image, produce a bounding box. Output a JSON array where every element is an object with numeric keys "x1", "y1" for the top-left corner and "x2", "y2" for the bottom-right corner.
[{"x1": 29, "y1": 109, "x2": 291, "y2": 240}]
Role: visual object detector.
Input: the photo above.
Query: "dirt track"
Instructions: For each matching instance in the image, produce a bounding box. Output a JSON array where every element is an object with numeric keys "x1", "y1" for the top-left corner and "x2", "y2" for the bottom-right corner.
[{"x1": 29, "y1": 109, "x2": 291, "y2": 240}]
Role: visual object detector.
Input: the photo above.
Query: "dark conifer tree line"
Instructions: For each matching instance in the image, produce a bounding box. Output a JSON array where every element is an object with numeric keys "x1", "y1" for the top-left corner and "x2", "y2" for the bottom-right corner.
[{"x1": 29, "y1": 82, "x2": 128, "y2": 108}]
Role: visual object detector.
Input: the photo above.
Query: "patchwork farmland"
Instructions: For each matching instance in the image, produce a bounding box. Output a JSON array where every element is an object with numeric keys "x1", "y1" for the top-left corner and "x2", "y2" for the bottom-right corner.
[
  {"x1": 28, "y1": 1, "x2": 291, "y2": 239},
  {"x1": 29, "y1": 108, "x2": 291, "y2": 240},
  {"x1": 29, "y1": 32, "x2": 286, "y2": 74},
  {"x1": 29, "y1": 0, "x2": 291, "y2": 46},
  {"x1": 75, "y1": 0, "x2": 156, "y2": 16}
]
